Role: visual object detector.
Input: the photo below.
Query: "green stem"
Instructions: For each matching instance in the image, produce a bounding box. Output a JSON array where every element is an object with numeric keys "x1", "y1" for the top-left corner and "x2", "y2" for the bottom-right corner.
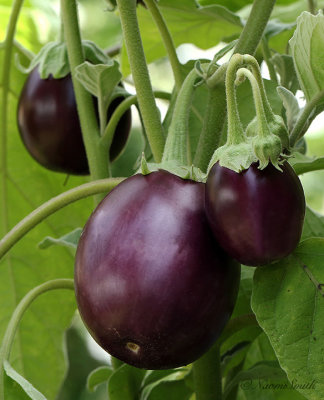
[
  {"x1": 236, "y1": 68, "x2": 269, "y2": 138},
  {"x1": 193, "y1": 342, "x2": 222, "y2": 400},
  {"x1": 116, "y1": 0, "x2": 165, "y2": 162},
  {"x1": 225, "y1": 54, "x2": 245, "y2": 145},
  {"x1": 261, "y1": 37, "x2": 278, "y2": 85},
  {"x1": 193, "y1": 85, "x2": 227, "y2": 171},
  {"x1": 0, "y1": 279, "x2": 74, "y2": 400},
  {"x1": 308, "y1": 0, "x2": 317, "y2": 14},
  {"x1": 144, "y1": 0, "x2": 183, "y2": 91},
  {"x1": 101, "y1": 91, "x2": 171, "y2": 149},
  {"x1": 60, "y1": 0, "x2": 110, "y2": 187},
  {"x1": 242, "y1": 54, "x2": 275, "y2": 121},
  {"x1": 234, "y1": 0, "x2": 276, "y2": 55},
  {"x1": 0, "y1": 178, "x2": 123, "y2": 260},
  {"x1": 162, "y1": 69, "x2": 199, "y2": 165},
  {"x1": 1, "y1": 0, "x2": 24, "y2": 238},
  {"x1": 289, "y1": 89, "x2": 324, "y2": 147}
]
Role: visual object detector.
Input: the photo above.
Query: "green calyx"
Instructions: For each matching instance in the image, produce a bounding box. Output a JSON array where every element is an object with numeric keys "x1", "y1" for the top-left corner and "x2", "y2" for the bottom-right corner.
[
  {"x1": 236, "y1": 67, "x2": 284, "y2": 171},
  {"x1": 21, "y1": 40, "x2": 110, "y2": 79},
  {"x1": 242, "y1": 54, "x2": 290, "y2": 151},
  {"x1": 207, "y1": 53, "x2": 257, "y2": 174},
  {"x1": 139, "y1": 154, "x2": 206, "y2": 183}
]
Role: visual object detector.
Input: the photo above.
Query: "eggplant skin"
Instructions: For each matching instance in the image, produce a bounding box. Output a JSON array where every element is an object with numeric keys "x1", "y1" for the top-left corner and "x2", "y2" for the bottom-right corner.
[
  {"x1": 17, "y1": 68, "x2": 131, "y2": 175},
  {"x1": 75, "y1": 170, "x2": 240, "y2": 369},
  {"x1": 205, "y1": 162, "x2": 306, "y2": 266}
]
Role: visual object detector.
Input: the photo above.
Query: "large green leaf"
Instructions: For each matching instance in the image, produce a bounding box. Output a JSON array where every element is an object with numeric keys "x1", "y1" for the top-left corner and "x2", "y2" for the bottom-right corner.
[
  {"x1": 252, "y1": 238, "x2": 324, "y2": 400},
  {"x1": 0, "y1": 45, "x2": 94, "y2": 398}
]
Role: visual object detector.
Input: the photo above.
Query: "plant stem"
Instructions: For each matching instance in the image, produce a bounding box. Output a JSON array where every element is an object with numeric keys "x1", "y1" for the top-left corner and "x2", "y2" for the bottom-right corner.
[
  {"x1": 193, "y1": 342, "x2": 222, "y2": 400},
  {"x1": 162, "y1": 69, "x2": 198, "y2": 165},
  {"x1": 261, "y1": 37, "x2": 278, "y2": 85},
  {"x1": 116, "y1": 0, "x2": 165, "y2": 162},
  {"x1": 308, "y1": 0, "x2": 317, "y2": 14},
  {"x1": 225, "y1": 54, "x2": 245, "y2": 145},
  {"x1": 60, "y1": 0, "x2": 110, "y2": 187},
  {"x1": 193, "y1": 85, "x2": 227, "y2": 171},
  {"x1": 0, "y1": 178, "x2": 123, "y2": 260},
  {"x1": 289, "y1": 89, "x2": 324, "y2": 147},
  {"x1": 101, "y1": 91, "x2": 171, "y2": 149},
  {"x1": 234, "y1": 0, "x2": 276, "y2": 55},
  {"x1": 0, "y1": 279, "x2": 74, "y2": 400},
  {"x1": 1, "y1": 0, "x2": 24, "y2": 238},
  {"x1": 144, "y1": 0, "x2": 183, "y2": 91}
]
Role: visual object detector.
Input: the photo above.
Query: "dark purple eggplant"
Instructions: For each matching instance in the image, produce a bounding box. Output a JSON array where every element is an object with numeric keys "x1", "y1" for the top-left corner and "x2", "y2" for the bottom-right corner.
[
  {"x1": 205, "y1": 162, "x2": 305, "y2": 266},
  {"x1": 75, "y1": 170, "x2": 240, "y2": 369},
  {"x1": 17, "y1": 68, "x2": 131, "y2": 175}
]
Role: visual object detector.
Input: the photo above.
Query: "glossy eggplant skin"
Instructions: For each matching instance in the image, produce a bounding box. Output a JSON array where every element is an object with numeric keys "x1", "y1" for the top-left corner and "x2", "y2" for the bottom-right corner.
[
  {"x1": 205, "y1": 162, "x2": 305, "y2": 266},
  {"x1": 17, "y1": 68, "x2": 131, "y2": 175},
  {"x1": 75, "y1": 171, "x2": 240, "y2": 369}
]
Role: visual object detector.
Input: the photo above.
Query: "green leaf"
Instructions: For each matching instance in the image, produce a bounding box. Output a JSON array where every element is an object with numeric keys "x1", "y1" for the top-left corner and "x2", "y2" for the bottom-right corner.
[
  {"x1": 224, "y1": 360, "x2": 286, "y2": 399},
  {"x1": 302, "y1": 207, "x2": 324, "y2": 241},
  {"x1": 121, "y1": 0, "x2": 243, "y2": 76},
  {"x1": 272, "y1": 54, "x2": 299, "y2": 94},
  {"x1": 87, "y1": 366, "x2": 113, "y2": 393},
  {"x1": 0, "y1": 45, "x2": 92, "y2": 398},
  {"x1": 4, "y1": 361, "x2": 47, "y2": 400},
  {"x1": 140, "y1": 370, "x2": 190, "y2": 400},
  {"x1": 108, "y1": 364, "x2": 145, "y2": 400},
  {"x1": 252, "y1": 238, "x2": 324, "y2": 399},
  {"x1": 289, "y1": 152, "x2": 324, "y2": 175},
  {"x1": 38, "y1": 228, "x2": 82, "y2": 250},
  {"x1": 290, "y1": 11, "x2": 324, "y2": 103},
  {"x1": 276, "y1": 86, "x2": 300, "y2": 132}
]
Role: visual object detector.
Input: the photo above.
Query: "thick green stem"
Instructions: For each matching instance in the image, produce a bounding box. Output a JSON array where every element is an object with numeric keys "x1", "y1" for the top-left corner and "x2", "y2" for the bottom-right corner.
[
  {"x1": 308, "y1": 0, "x2": 317, "y2": 14},
  {"x1": 60, "y1": 0, "x2": 110, "y2": 186},
  {"x1": 162, "y1": 69, "x2": 198, "y2": 165},
  {"x1": 234, "y1": 0, "x2": 276, "y2": 55},
  {"x1": 193, "y1": 342, "x2": 222, "y2": 400},
  {"x1": 116, "y1": 0, "x2": 165, "y2": 162},
  {"x1": 225, "y1": 54, "x2": 245, "y2": 145},
  {"x1": 0, "y1": 179, "x2": 123, "y2": 260},
  {"x1": 0, "y1": 279, "x2": 74, "y2": 400},
  {"x1": 144, "y1": 0, "x2": 183, "y2": 91},
  {"x1": 193, "y1": 85, "x2": 227, "y2": 171},
  {"x1": 1, "y1": 0, "x2": 24, "y2": 238},
  {"x1": 101, "y1": 91, "x2": 171, "y2": 149},
  {"x1": 289, "y1": 89, "x2": 324, "y2": 147},
  {"x1": 236, "y1": 68, "x2": 269, "y2": 138}
]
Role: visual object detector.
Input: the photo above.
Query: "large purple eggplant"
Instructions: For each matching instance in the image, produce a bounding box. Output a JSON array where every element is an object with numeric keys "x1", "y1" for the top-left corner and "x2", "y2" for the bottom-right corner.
[
  {"x1": 75, "y1": 170, "x2": 240, "y2": 369},
  {"x1": 205, "y1": 162, "x2": 305, "y2": 266}
]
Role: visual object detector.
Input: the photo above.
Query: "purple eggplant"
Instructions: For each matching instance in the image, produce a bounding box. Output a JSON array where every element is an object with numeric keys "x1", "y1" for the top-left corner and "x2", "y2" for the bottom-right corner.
[
  {"x1": 75, "y1": 170, "x2": 240, "y2": 369},
  {"x1": 205, "y1": 162, "x2": 305, "y2": 266}
]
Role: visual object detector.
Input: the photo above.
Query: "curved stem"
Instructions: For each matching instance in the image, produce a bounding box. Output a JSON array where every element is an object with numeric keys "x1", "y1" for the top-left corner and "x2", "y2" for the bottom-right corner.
[
  {"x1": 242, "y1": 54, "x2": 275, "y2": 121},
  {"x1": 0, "y1": 279, "x2": 74, "y2": 400},
  {"x1": 101, "y1": 91, "x2": 171, "y2": 149},
  {"x1": 162, "y1": 69, "x2": 199, "y2": 165},
  {"x1": 0, "y1": 178, "x2": 124, "y2": 260},
  {"x1": 234, "y1": 0, "x2": 276, "y2": 55},
  {"x1": 144, "y1": 0, "x2": 183, "y2": 91},
  {"x1": 225, "y1": 54, "x2": 245, "y2": 145},
  {"x1": 1, "y1": 0, "x2": 24, "y2": 238},
  {"x1": 116, "y1": 0, "x2": 165, "y2": 162},
  {"x1": 60, "y1": 0, "x2": 110, "y2": 187},
  {"x1": 290, "y1": 89, "x2": 324, "y2": 147},
  {"x1": 193, "y1": 342, "x2": 222, "y2": 400},
  {"x1": 236, "y1": 68, "x2": 269, "y2": 138}
]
